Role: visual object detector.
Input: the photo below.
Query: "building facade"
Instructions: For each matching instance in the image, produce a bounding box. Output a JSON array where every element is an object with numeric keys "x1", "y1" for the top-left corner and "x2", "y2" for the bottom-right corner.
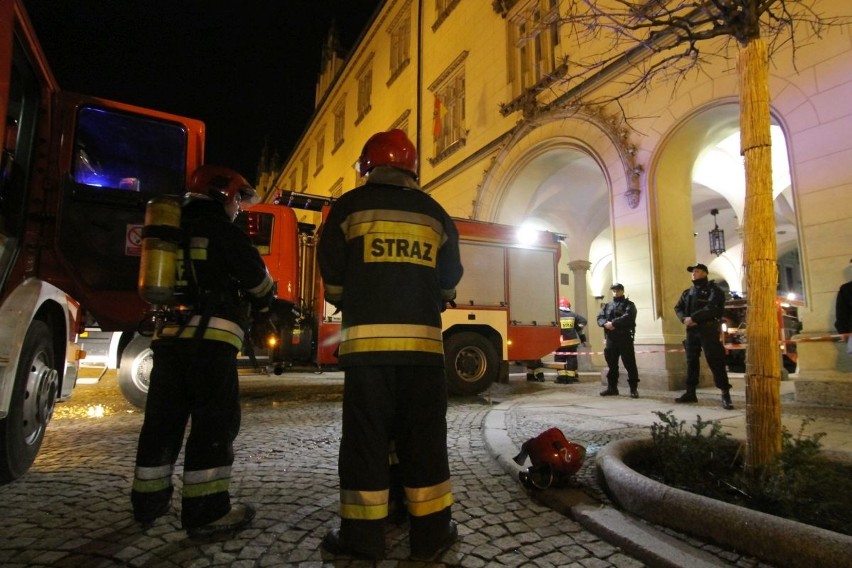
[{"x1": 260, "y1": 0, "x2": 852, "y2": 402}]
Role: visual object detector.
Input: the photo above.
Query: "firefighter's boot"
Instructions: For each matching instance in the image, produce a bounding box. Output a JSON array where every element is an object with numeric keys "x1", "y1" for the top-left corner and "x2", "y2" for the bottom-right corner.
[
  {"x1": 721, "y1": 390, "x2": 734, "y2": 410},
  {"x1": 555, "y1": 370, "x2": 580, "y2": 385},
  {"x1": 675, "y1": 388, "x2": 698, "y2": 403},
  {"x1": 599, "y1": 386, "x2": 619, "y2": 396}
]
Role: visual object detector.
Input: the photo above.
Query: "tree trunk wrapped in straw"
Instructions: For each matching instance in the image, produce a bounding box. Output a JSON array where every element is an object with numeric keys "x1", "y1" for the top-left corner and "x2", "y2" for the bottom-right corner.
[{"x1": 739, "y1": 37, "x2": 782, "y2": 470}]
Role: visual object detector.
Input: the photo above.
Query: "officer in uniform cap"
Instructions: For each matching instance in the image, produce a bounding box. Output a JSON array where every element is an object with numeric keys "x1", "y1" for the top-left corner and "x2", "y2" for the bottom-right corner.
[
  {"x1": 596, "y1": 283, "x2": 639, "y2": 397},
  {"x1": 674, "y1": 263, "x2": 734, "y2": 409}
]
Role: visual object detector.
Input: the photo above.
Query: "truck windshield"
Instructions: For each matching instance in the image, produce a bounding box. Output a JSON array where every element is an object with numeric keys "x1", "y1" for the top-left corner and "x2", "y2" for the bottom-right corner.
[{"x1": 72, "y1": 106, "x2": 187, "y2": 195}]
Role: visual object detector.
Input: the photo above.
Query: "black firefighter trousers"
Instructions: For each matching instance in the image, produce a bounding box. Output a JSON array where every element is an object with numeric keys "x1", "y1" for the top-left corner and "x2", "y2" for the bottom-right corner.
[
  {"x1": 338, "y1": 365, "x2": 453, "y2": 556},
  {"x1": 131, "y1": 341, "x2": 241, "y2": 529}
]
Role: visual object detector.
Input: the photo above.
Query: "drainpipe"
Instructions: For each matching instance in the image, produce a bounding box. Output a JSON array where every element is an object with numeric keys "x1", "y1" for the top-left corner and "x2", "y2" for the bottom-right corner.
[{"x1": 416, "y1": 0, "x2": 423, "y2": 181}]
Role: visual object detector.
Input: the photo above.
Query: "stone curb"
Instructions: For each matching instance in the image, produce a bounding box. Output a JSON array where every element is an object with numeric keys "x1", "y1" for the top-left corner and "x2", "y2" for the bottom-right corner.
[
  {"x1": 482, "y1": 399, "x2": 731, "y2": 567},
  {"x1": 597, "y1": 438, "x2": 852, "y2": 568}
]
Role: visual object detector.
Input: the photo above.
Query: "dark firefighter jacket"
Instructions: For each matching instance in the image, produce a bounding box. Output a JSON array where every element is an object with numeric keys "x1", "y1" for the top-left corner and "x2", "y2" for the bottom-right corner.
[
  {"x1": 155, "y1": 198, "x2": 275, "y2": 350},
  {"x1": 674, "y1": 277, "x2": 725, "y2": 326},
  {"x1": 559, "y1": 310, "x2": 587, "y2": 346},
  {"x1": 596, "y1": 296, "x2": 637, "y2": 338},
  {"x1": 316, "y1": 167, "x2": 464, "y2": 368}
]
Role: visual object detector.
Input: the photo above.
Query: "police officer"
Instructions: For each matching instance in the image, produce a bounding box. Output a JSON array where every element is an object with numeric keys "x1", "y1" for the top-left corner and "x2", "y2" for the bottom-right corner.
[
  {"x1": 597, "y1": 283, "x2": 639, "y2": 397},
  {"x1": 555, "y1": 298, "x2": 587, "y2": 384},
  {"x1": 674, "y1": 263, "x2": 734, "y2": 409},
  {"x1": 131, "y1": 165, "x2": 275, "y2": 538},
  {"x1": 317, "y1": 129, "x2": 463, "y2": 561}
]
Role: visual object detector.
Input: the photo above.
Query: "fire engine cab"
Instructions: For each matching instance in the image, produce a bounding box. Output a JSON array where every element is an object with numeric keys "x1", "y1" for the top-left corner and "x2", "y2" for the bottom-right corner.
[{"x1": 0, "y1": 0, "x2": 204, "y2": 481}]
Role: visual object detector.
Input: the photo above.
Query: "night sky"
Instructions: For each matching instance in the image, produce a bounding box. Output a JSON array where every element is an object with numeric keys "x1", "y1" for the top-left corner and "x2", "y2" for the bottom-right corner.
[{"x1": 22, "y1": 0, "x2": 382, "y2": 180}]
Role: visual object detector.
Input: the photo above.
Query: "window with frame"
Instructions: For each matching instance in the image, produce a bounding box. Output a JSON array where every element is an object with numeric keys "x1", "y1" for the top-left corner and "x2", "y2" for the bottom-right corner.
[
  {"x1": 388, "y1": 5, "x2": 411, "y2": 83},
  {"x1": 315, "y1": 130, "x2": 325, "y2": 174},
  {"x1": 356, "y1": 56, "x2": 374, "y2": 123},
  {"x1": 300, "y1": 153, "x2": 310, "y2": 190},
  {"x1": 390, "y1": 110, "x2": 411, "y2": 135},
  {"x1": 430, "y1": 52, "x2": 467, "y2": 162},
  {"x1": 509, "y1": 0, "x2": 562, "y2": 96},
  {"x1": 434, "y1": 0, "x2": 461, "y2": 29},
  {"x1": 333, "y1": 99, "x2": 346, "y2": 152}
]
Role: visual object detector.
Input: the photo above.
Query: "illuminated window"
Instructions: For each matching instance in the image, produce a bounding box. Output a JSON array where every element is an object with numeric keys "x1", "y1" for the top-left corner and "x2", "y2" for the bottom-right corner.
[
  {"x1": 434, "y1": 0, "x2": 460, "y2": 29},
  {"x1": 300, "y1": 153, "x2": 309, "y2": 190},
  {"x1": 333, "y1": 98, "x2": 346, "y2": 152},
  {"x1": 356, "y1": 56, "x2": 374, "y2": 124},
  {"x1": 388, "y1": 5, "x2": 411, "y2": 84},
  {"x1": 430, "y1": 52, "x2": 467, "y2": 162},
  {"x1": 509, "y1": 0, "x2": 561, "y2": 97},
  {"x1": 315, "y1": 130, "x2": 325, "y2": 175}
]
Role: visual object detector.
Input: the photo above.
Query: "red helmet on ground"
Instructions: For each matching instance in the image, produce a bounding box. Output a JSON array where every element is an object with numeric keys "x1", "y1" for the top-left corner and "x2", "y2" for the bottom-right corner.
[
  {"x1": 357, "y1": 129, "x2": 418, "y2": 177},
  {"x1": 187, "y1": 165, "x2": 259, "y2": 206},
  {"x1": 513, "y1": 428, "x2": 586, "y2": 489},
  {"x1": 559, "y1": 297, "x2": 571, "y2": 311}
]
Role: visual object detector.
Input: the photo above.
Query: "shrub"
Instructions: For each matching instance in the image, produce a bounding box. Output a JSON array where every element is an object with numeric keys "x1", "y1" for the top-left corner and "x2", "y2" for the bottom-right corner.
[{"x1": 630, "y1": 411, "x2": 852, "y2": 536}]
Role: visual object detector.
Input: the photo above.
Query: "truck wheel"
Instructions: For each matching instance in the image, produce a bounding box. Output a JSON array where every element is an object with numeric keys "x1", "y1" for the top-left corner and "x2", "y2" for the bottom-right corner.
[
  {"x1": 117, "y1": 335, "x2": 153, "y2": 409},
  {"x1": 444, "y1": 332, "x2": 499, "y2": 396},
  {"x1": 0, "y1": 321, "x2": 59, "y2": 483}
]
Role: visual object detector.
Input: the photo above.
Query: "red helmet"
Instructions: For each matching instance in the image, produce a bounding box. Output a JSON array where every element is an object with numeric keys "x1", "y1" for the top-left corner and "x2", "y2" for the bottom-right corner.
[
  {"x1": 513, "y1": 428, "x2": 586, "y2": 489},
  {"x1": 357, "y1": 129, "x2": 418, "y2": 177},
  {"x1": 559, "y1": 297, "x2": 571, "y2": 311},
  {"x1": 188, "y1": 165, "x2": 259, "y2": 206}
]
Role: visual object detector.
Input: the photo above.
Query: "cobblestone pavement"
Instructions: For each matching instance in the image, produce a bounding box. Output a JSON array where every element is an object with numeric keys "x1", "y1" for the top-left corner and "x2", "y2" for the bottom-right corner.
[{"x1": 0, "y1": 371, "x2": 647, "y2": 568}]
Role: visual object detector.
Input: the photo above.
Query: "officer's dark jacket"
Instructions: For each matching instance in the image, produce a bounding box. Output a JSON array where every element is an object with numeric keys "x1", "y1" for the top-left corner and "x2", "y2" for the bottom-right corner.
[
  {"x1": 156, "y1": 198, "x2": 275, "y2": 350},
  {"x1": 316, "y1": 167, "x2": 464, "y2": 367},
  {"x1": 674, "y1": 277, "x2": 725, "y2": 327},
  {"x1": 596, "y1": 296, "x2": 637, "y2": 336}
]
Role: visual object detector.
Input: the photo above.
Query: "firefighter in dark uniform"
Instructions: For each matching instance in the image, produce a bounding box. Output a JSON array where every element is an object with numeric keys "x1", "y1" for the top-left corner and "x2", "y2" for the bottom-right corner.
[
  {"x1": 317, "y1": 129, "x2": 463, "y2": 562},
  {"x1": 131, "y1": 165, "x2": 275, "y2": 538},
  {"x1": 597, "y1": 283, "x2": 639, "y2": 397},
  {"x1": 674, "y1": 263, "x2": 734, "y2": 409},
  {"x1": 555, "y1": 298, "x2": 587, "y2": 384}
]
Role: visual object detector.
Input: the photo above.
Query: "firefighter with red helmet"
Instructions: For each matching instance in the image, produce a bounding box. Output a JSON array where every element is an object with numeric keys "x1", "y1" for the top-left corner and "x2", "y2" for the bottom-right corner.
[
  {"x1": 131, "y1": 165, "x2": 274, "y2": 539},
  {"x1": 555, "y1": 297, "x2": 587, "y2": 384},
  {"x1": 317, "y1": 129, "x2": 463, "y2": 561}
]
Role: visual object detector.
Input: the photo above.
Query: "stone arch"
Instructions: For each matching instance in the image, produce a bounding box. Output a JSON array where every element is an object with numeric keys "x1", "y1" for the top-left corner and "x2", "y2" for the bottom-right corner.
[
  {"x1": 646, "y1": 78, "x2": 811, "y2": 336},
  {"x1": 473, "y1": 108, "x2": 637, "y2": 225}
]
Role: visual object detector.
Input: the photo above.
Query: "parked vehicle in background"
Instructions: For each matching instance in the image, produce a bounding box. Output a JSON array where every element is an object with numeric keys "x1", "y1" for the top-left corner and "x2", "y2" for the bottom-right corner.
[
  {"x1": 0, "y1": 0, "x2": 204, "y2": 481},
  {"x1": 722, "y1": 296, "x2": 802, "y2": 374}
]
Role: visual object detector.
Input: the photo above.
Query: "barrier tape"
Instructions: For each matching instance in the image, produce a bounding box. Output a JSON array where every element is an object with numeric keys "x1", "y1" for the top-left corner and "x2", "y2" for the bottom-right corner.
[{"x1": 542, "y1": 333, "x2": 850, "y2": 357}]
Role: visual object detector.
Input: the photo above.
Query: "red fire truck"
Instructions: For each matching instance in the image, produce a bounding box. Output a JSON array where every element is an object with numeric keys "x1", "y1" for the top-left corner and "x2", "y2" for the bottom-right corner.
[
  {"x1": 0, "y1": 0, "x2": 205, "y2": 480},
  {"x1": 722, "y1": 296, "x2": 803, "y2": 374},
  {"x1": 117, "y1": 191, "x2": 563, "y2": 406}
]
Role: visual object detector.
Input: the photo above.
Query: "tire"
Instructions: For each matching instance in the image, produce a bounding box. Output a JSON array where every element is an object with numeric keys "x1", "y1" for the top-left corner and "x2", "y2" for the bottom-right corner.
[
  {"x1": 117, "y1": 334, "x2": 153, "y2": 409},
  {"x1": 0, "y1": 321, "x2": 59, "y2": 483},
  {"x1": 444, "y1": 332, "x2": 499, "y2": 396}
]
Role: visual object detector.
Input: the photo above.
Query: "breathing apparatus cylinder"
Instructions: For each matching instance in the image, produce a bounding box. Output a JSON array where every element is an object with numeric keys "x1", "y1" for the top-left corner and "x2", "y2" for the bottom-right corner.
[{"x1": 138, "y1": 195, "x2": 183, "y2": 305}]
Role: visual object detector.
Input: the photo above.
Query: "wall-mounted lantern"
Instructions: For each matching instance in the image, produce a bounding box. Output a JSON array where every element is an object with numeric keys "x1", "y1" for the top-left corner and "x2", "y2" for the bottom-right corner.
[{"x1": 709, "y1": 208, "x2": 726, "y2": 256}]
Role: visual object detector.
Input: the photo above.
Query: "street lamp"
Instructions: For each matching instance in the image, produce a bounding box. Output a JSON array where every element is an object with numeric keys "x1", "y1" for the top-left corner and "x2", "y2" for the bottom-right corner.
[{"x1": 709, "y1": 208, "x2": 726, "y2": 256}]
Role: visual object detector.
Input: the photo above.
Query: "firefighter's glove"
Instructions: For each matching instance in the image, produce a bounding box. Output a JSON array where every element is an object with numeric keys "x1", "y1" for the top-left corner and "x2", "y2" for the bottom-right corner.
[{"x1": 442, "y1": 299, "x2": 457, "y2": 313}]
